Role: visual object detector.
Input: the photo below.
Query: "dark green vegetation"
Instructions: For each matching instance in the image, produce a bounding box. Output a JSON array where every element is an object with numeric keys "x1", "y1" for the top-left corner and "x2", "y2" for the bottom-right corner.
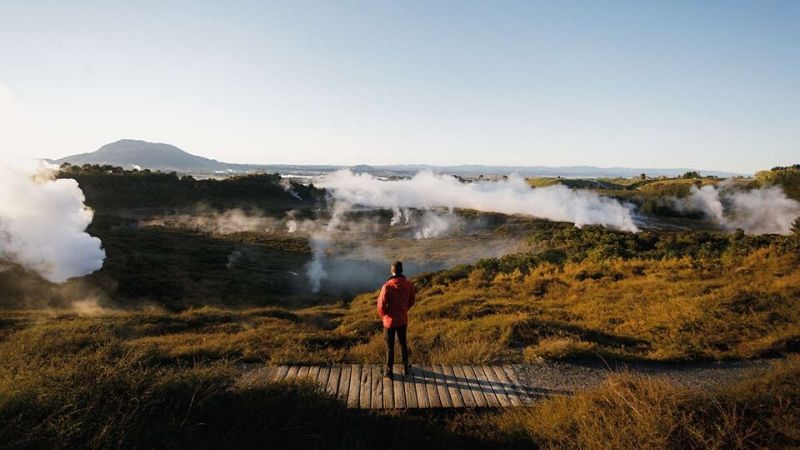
[
  {"x1": 58, "y1": 163, "x2": 323, "y2": 210},
  {"x1": 1, "y1": 165, "x2": 321, "y2": 309},
  {"x1": 1, "y1": 165, "x2": 799, "y2": 448}
]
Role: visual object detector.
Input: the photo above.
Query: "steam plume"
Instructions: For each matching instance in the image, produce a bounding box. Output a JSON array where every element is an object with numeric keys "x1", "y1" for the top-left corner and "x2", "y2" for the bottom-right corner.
[
  {"x1": 140, "y1": 206, "x2": 276, "y2": 234},
  {"x1": 0, "y1": 163, "x2": 105, "y2": 283},
  {"x1": 678, "y1": 184, "x2": 800, "y2": 234},
  {"x1": 317, "y1": 170, "x2": 639, "y2": 232},
  {"x1": 300, "y1": 170, "x2": 638, "y2": 293}
]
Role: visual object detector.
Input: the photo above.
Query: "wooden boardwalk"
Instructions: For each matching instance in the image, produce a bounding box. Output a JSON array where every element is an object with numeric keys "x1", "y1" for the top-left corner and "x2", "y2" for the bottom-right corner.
[{"x1": 250, "y1": 364, "x2": 556, "y2": 409}]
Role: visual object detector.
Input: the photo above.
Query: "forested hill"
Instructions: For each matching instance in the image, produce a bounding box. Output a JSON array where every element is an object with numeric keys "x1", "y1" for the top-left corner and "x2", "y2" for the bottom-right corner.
[{"x1": 56, "y1": 163, "x2": 323, "y2": 210}]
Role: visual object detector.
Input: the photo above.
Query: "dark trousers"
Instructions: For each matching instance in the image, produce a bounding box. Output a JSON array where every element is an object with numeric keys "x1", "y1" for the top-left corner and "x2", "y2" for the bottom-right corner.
[{"x1": 383, "y1": 325, "x2": 408, "y2": 369}]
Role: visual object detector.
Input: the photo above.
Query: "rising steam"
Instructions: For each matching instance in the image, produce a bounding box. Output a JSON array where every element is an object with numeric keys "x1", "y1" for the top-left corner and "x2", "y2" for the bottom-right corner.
[
  {"x1": 317, "y1": 170, "x2": 639, "y2": 232},
  {"x1": 677, "y1": 184, "x2": 800, "y2": 234},
  {"x1": 0, "y1": 163, "x2": 105, "y2": 283},
  {"x1": 297, "y1": 170, "x2": 638, "y2": 292}
]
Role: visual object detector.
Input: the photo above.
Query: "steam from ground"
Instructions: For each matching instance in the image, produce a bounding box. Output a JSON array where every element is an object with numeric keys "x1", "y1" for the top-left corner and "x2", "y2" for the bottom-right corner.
[
  {"x1": 280, "y1": 179, "x2": 303, "y2": 200},
  {"x1": 284, "y1": 202, "x2": 498, "y2": 294},
  {"x1": 296, "y1": 170, "x2": 638, "y2": 293},
  {"x1": 0, "y1": 163, "x2": 105, "y2": 283},
  {"x1": 676, "y1": 184, "x2": 800, "y2": 234},
  {"x1": 141, "y1": 206, "x2": 279, "y2": 234},
  {"x1": 304, "y1": 201, "x2": 349, "y2": 293},
  {"x1": 317, "y1": 170, "x2": 639, "y2": 232}
]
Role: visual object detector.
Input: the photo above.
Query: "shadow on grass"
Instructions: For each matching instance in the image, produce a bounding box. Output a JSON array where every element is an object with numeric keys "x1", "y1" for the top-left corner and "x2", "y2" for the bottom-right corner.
[{"x1": 511, "y1": 318, "x2": 650, "y2": 351}]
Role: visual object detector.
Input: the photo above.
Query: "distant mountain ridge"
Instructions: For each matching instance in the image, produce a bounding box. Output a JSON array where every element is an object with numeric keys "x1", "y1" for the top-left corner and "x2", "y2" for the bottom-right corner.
[
  {"x1": 53, "y1": 139, "x2": 744, "y2": 178},
  {"x1": 53, "y1": 139, "x2": 243, "y2": 172}
]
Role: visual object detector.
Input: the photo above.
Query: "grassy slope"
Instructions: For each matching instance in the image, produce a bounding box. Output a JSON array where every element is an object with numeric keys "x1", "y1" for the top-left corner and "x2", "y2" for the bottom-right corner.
[
  {"x1": 483, "y1": 356, "x2": 800, "y2": 449},
  {"x1": 1, "y1": 311, "x2": 797, "y2": 449},
  {"x1": 343, "y1": 244, "x2": 800, "y2": 363},
  {"x1": 757, "y1": 165, "x2": 800, "y2": 200},
  {"x1": 1, "y1": 230, "x2": 797, "y2": 369}
]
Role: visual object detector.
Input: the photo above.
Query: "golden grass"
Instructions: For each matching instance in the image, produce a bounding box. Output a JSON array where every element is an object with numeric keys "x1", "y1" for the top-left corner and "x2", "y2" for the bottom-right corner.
[
  {"x1": 2, "y1": 244, "x2": 794, "y2": 370},
  {"x1": 525, "y1": 177, "x2": 562, "y2": 188},
  {"x1": 523, "y1": 336, "x2": 598, "y2": 361},
  {"x1": 340, "y1": 244, "x2": 800, "y2": 363},
  {"x1": 479, "y1": 355, "x2": 800, "y2": 449},
  {"x1": 1, "y1": 246, "x2": 799, "y2": 448},
  {"x1": 635, "y1": 178, "x2": 720, "y2": 197}
]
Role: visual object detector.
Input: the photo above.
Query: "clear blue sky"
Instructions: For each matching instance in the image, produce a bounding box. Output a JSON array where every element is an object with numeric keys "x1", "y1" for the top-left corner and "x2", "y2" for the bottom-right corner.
[{"x1": 1, "y1": 0, "x2": 797, "y2": 172}]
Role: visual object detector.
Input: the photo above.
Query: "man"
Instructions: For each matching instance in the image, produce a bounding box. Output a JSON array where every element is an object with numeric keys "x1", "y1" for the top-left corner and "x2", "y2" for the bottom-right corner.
[{"x1": 377, "y1": 261, "x2": 415, "y2": 379}]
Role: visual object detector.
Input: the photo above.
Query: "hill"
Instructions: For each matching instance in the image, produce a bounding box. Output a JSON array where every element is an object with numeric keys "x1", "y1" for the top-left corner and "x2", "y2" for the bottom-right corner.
[
  {"x1": 53, "y1": 139, "x2": 254, "y2": 173},
  {"x1": 756, "y1": 165, "x2": 800, "y2": 200}
]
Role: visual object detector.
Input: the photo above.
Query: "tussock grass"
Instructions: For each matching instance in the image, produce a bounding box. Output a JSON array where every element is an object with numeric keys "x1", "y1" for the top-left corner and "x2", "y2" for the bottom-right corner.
[
  {"x1": 2, "y1": 243, "x2": 795, "y2": 373},
  {"x1": 481, "y1": 356, "x2": 800, "y2": 449},
  {"x1": 0, "y1": 317, "x2": 482, "y2": 449},
  {"x1": 2, "y1": 319, "x2": 797, "y2": 449}
]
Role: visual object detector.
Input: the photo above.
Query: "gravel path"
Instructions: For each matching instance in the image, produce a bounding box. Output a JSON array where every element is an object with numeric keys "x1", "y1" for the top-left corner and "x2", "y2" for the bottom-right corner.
[{"x1": 512, "y1": 358, "x2": 776, "y2": 395}]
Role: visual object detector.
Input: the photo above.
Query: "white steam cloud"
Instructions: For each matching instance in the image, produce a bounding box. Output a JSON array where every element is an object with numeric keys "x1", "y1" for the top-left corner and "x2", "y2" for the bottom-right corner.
[
  {"x1": 414, "y1": 210, "x2": 463, "y2": 239},
  {"x1": 299, "y1": 170, "x2": 638, "y2": 293},
  {"x1": 317, "y1": 170, "x2": 639, "y2": 232},
  {"x1": 0, "y1": 163, "x2": 105, "y2": 283},
  {"x1": 678, "y1": 184, "x2": 800, "y2": 234}
]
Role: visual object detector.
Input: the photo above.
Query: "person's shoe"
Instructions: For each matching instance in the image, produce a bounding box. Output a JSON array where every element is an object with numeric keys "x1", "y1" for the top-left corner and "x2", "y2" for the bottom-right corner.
[
  {"x1": 383, "y1": 366, "x2": 393, "y2": 379},
  {"x1": 402, "y1": 364, "x2": 411, "y2": 377}
]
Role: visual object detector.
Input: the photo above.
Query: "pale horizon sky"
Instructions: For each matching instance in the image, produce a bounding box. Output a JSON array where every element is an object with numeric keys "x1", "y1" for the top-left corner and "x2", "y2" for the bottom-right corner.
[{"x1": 1, "y1": 1, "x2": 798, "y2": 173}]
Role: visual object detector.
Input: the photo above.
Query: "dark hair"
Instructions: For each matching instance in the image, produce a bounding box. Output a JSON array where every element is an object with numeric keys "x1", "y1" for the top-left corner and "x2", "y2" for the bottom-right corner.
[{"x1": 391, "y1": 261, "x2": 403, "y2": 275}]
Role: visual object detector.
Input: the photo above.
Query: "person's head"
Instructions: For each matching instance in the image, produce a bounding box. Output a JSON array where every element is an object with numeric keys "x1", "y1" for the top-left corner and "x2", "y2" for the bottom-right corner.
[{"x1": 391, "y1": 261, "x2": 403, "y2": 276}]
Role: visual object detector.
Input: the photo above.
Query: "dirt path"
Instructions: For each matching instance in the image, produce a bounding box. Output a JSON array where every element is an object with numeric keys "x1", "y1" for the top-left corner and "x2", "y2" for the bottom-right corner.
[{"x1": 513, "y1": 358, "x2": 776, "y2": 394}]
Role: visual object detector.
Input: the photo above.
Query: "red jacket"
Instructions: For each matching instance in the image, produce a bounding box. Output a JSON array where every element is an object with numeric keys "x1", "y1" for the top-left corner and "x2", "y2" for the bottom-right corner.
[{"x1": 377, "y1": 275, "x2": 416, "y2": 329}]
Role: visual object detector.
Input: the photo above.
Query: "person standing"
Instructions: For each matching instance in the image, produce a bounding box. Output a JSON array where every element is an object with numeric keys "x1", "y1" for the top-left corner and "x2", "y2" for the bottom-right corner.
[{"x1": 377, "y1": 261, "x2": 415, "y2": 379}]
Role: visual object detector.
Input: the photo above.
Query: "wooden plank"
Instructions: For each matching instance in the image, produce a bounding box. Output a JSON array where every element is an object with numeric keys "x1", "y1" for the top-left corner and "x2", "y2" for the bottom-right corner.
[
  {"x1": 481, "y1": 365, "x2": 510, "y2": 407},
  {"x1": 452, "y1": 365, "x2": 476, "y2": 408},
  {"x1": 370, "y1": 365, "x2": 383, "y2": 409},
  {"x1": 393, "y1": 371, "x2": 406, "y2": 409},
  {"x1": 403, "y1": 366, "x2": 418, "y2": 409},
  {"x1": 462, "y1": 365, "x2": 488, "y2": 407},
  {"x1": 491, "y1": 365, "x2": 521, "y2": 406},
  {"x1": 422, "y1": 365, "x2": 442, "y2": 408},
  {"x1": 316, "y1": 366, "x2": 331, "y2": 391},
  {"x1": 347, "y1": 365, "x2": 361, "y2": 409},
  {"x1": 337, "y1": 365, "x2": 351, "y2": 401},
  {"x1": 308, "y1": 366, "x2": 321, "y2": 386},
  {"x1": 272, "y1": 365, "x2": 290, "y2": 382},
  {"x1": 433, "y1": 365, "x2": 453, "y2": 408},
  {"x1": 413, "y1": 365, "x2": 430, "y2": 409},
  {"x1": 326, "y1": 366, "x2": 341, "y2": 397},
  {"x1": 440, "y1": 365, "x2": 465, "y2": 408},
  {"x1": 383, "y1": 370, "x2": 394, "y2": 409},
  {"x1": 474, "y1": 365, "x2": 500, "y2": 407},
  {"x1": 502, "y1": 366, "x2": 532, "y2": 404},
  {"x1": 359, "y1": 366, "x2": 371, "y2": 409},
  {"x1": 246, "y1": 364, "x2": 570, "y2": 409}
]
